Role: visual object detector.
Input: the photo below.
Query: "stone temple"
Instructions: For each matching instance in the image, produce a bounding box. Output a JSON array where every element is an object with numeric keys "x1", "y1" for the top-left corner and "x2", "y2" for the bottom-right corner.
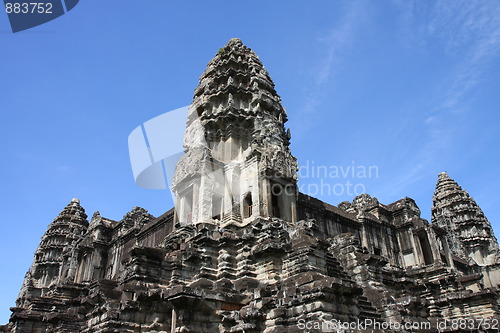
[{"x1": 2, "y1": 38, "x2": 500, "y2": 332}]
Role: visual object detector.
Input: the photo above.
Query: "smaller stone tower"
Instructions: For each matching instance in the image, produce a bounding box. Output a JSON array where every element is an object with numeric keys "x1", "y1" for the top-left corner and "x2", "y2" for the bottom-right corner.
[
  {"x1": 16, "y1": 198, "x2": 88, "y2": 307},
  {"x1": 432, "y1": 172, "x2": 500, "y2": 286}
]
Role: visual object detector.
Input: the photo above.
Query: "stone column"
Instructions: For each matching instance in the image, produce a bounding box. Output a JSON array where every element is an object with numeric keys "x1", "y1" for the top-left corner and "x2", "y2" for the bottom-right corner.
[
  {"x1": 262, "y1": 178, "x2": 272, "y2": 218},
  {"x1": 426, "y1": 227, "x2": 442, "y2": 264},
  {"x1": 191, "y1": 181, "x2": 200, "y2": 224},
  {"x1": 441, "y1": 236, "x2": 455, "y2": 269},
  {"x1": 412, "y1": 233, "x2": 424, "y2": 265},
  {"x1": 171, "y1": 308, "x2": 177, "y2": 333},
  {"x1": 290, "y1": 192, "x2": 297, "y2": 223},
  {"x1": 360, "y1": 222, "x2": 369, "y2": 250}
]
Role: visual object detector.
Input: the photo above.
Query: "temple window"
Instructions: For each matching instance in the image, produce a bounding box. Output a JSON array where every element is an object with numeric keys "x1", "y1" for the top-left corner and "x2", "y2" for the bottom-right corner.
[
  {"x1": 181, "y1": 188, "x2": 194, "y2": 224},
  {"x1": 271, "y1": 184, "x2": 281, "y2": 218},
  {"x1": 243, "y1": 192, "x2": 253, "y2": 218},
  {"x1": 212, "y1": 195, "x2": 223, "y2": 220},
  {"x1": 419, "y1": 234, "x2": 434, "y2": 265}
]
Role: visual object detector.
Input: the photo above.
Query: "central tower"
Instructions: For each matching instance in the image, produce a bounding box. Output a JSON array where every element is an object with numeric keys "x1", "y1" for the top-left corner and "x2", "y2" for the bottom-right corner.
[{"x1": 172, "y1": 38, "x2": 298, "y2": 226}]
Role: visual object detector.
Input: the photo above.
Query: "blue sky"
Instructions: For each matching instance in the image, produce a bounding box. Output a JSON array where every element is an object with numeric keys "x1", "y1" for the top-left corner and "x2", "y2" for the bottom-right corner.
[{"x1": 1, "y1": 0, "x2": 500, "y2": 324}]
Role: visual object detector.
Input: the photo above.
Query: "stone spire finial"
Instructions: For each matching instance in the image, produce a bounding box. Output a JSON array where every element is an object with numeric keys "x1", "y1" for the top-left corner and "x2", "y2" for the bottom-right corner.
[
  {"x1": 435, "y1": 171, "x2": 462, "y2": 196},
  {"x1": 227, "y1": 37, "x2": 243, "y2": 46},
  {"x1": 55, "y1": 198, "x2": 88, "y2": 223}
]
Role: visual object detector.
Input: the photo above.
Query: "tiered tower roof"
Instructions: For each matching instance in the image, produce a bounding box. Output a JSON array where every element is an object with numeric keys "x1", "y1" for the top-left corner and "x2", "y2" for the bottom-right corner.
[
  {"x1": 18, "y1": 199, "x2": 89, "y2": 297},
  {"x1": 432, "y1": 172, "x2": 499, "y2": 264},
  {"x1": 181, "y1": 38, "x2": 296, "y2": 179},
  {"x1": 35, "y1": 198, "x2": 88, "y2": 262}
]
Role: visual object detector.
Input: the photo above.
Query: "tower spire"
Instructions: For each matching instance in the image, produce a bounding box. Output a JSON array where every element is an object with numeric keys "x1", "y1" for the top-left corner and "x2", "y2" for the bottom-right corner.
[
  {"x1": 16, "y1": 199, "x2": 88, "y2": 307},
  {"x1": 432, "y1": 172, "x2": 500, "y2": 268},
  {"x1": 172, "y1": 38, "x2": 297, "y2": 226}
]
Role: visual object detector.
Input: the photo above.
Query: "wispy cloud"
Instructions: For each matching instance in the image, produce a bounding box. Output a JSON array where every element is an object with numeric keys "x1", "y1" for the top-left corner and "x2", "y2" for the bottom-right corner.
[
  {"x1": 294, "y1": 1, "x2": 368, "y2": 129},
  {"x1": 436, "y1": 3, "x2": 500, "y2": 110},
  {"x1": 57, "y1": 165, "x2": 73, "y2": 173},
  {"x1": 384, "y1": 0, "x2": 500, "y2": 198}
]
